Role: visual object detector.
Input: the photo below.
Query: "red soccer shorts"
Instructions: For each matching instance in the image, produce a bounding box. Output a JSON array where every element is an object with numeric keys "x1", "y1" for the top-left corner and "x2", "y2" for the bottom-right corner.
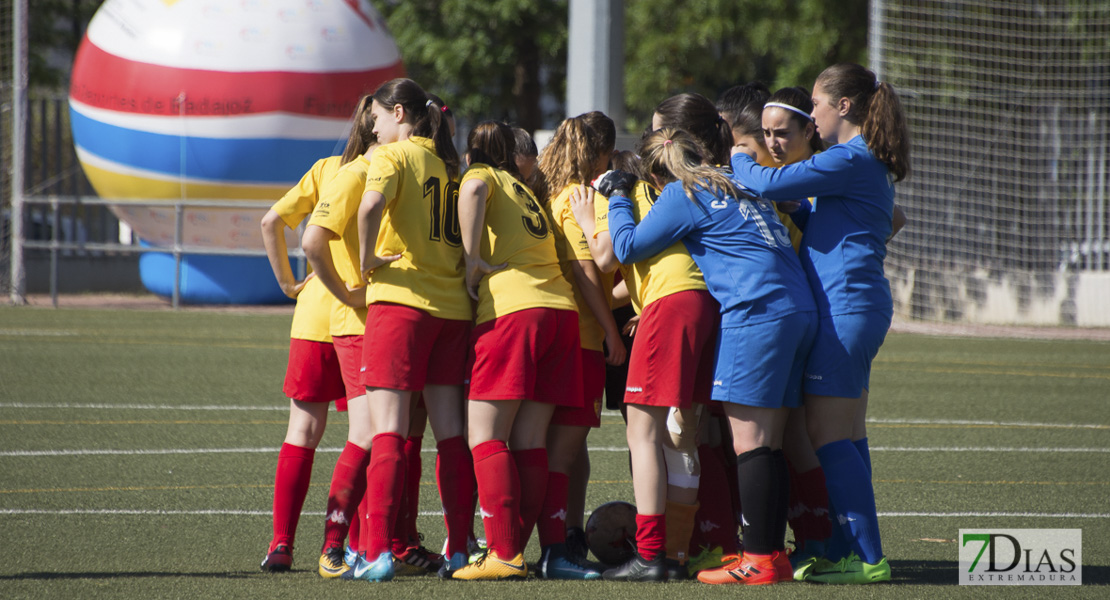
[
  {"x1": 361, "y1": 302, "x2": 471, "y2": 390},
  {"x1": 623, "y1": 290, "x2": 719, "y2": 408},
  {"x1": 551, "y1": 348, "x2": 604, "y2": 428},
  {"x1": 283, "y1": 338, "x2": 347, "y2": 407},
  {"x1": 468, "y1": 308, "x2": 581, "y2": 404},
  {"x1": 331, "y1": 334, "x2": 366, "y2": 408}
]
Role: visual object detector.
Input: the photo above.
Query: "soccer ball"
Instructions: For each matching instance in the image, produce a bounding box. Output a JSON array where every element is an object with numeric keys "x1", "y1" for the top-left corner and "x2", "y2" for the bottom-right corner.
[{"x1": 585, "y1": 501, "x2": 637, "y2": 566}]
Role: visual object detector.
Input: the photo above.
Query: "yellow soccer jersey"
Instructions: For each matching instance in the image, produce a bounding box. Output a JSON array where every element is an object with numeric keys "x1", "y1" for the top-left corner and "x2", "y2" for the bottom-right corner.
[
  {"x1": 776, "y1": 204, "x2": 804, "y2": 253},
  {"x1": 463, "y1": 164, "x2": 576, "y2": 325},
  {"x1": 548, "y1": 183, "x2": 615, "y2": 351},
  {"x1": 308, "y1": 155, "x2": 371, "y2": 336},
  {"x1": 594, "y1": 180, "x2": 707, "y2": 313},
  {"x1": 271, "y1": 156, "x2": 344, "y2": 343},
  {"x1": 362, "y1": 137, "x2": 470, "y2": 321}
]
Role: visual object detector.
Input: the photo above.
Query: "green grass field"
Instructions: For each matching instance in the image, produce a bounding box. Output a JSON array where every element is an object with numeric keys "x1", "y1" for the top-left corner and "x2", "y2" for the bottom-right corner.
[{"x1": 1, "y1": 305, "x2": 1107, "y2": 599}]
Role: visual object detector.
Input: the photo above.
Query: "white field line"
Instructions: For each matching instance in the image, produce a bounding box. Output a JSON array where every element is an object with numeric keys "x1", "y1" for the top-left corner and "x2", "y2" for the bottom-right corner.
[
  {"x1": 2, "y1": 446, "x2": 1108, "y2": 458},
  {"x1": 3, "y1": 405, "x2": 1107, "y2": 430},
  {"x1": 1, "y1": 508, "x2": 1107, "y2": 519}
]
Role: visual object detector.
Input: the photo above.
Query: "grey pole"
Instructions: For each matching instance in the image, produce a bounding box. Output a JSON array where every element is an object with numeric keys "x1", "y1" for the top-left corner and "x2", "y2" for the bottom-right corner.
[
  {"x1": 10, "y1": 0, "x2": 28, "y2": 305},
  {"x1": 566, "y1": 0, "x2": 624, "y2": 124}
]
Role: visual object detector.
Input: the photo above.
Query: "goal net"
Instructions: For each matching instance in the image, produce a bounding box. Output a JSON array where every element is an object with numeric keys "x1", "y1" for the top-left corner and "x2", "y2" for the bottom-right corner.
[{"x1": 872, "y1": 0, "x2": 1110, "y2": 326}]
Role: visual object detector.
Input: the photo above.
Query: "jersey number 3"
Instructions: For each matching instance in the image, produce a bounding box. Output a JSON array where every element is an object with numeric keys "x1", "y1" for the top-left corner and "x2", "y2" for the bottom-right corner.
[
  {"x1": 515, "y1": 182, "x2": 549, "y2": 239},
  {"x1": 425, "y1": 177, "x2": 462, "y2": 247}
]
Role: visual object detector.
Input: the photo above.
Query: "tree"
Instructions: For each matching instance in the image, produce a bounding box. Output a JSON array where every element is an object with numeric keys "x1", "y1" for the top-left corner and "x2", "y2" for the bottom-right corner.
[
  {"x1": 376, "y1": 0, "x2": 568, "y2": 133},
  {"x1": 622, "y1": 0, "x2": 868, "y2": 131}
]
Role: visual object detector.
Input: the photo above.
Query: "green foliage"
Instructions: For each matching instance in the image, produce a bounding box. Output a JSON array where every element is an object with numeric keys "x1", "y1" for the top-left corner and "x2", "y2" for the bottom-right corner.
[
  {"x1": 622, "y1": 0, "x2": 868, "y2": 131},
  {"x1": 375, "y1": 0, "x2": 569, "y2": 132}
]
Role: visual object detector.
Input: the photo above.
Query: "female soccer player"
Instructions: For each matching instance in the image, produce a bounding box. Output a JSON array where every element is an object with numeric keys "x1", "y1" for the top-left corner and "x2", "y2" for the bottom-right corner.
[
  {"x1": 258, "y1": 148, "x2": 348, "y2": 576},
  {"x1": 261, "y1": 95, "x2": 377, "y2": 577},
  {"x1": 527, "y1": 112, "x2": 625, "y2": 579},
  {"x1": 644, "y1": 93, "x2": 743, "y2": 576},
  {"x1": 343, "y1": 78, "x2": 472, "y2": 583},
  {"x1": 597, "y1": 128, "x2": 818, "y2": 586},
  {"x1": 759, "y1": 86, "x2": 835, "y2": 574},
  {"x1": 730, "y1": 63, "x2": 911, "y2": 584},
  {"x1": 569, "y1": 136, "x2": 718, "y2": 581},
  {"x1": 447, "y1": 120, "x2": 586, "y2": 580}
]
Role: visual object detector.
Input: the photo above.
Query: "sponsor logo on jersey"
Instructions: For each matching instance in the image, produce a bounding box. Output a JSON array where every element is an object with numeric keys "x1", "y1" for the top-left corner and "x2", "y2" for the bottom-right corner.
[{"x1": 625, "y1": 386, "x2": 643, "y2": 393}]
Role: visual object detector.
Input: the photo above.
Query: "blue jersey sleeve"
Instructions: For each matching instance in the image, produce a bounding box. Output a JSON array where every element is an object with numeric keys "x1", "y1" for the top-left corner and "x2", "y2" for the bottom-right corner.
[
  {"x1": 731, "y1": 145, "x2": 855, "y2": 201},
  {"x1": 608, "y1": 186, "x2": 700, "y2": 264}
]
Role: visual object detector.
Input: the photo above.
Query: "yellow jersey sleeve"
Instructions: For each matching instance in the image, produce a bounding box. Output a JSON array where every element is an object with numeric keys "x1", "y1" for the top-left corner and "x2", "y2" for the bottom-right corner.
[
  {"x1": 361, "y1": 137, "x2": 470, "y2": 321},
  {"x1": 548, "y1": 184, "x2": 614, "y2": 351},
  {"x1": 275, "y1": 157, "x2": 344, "y2": 342},
  {"x1": 462, "y1": 164, "x2": 576, "y2": 325},
  {"x1": 307, "y1": 156, "x2": 370, "y2": 336}
]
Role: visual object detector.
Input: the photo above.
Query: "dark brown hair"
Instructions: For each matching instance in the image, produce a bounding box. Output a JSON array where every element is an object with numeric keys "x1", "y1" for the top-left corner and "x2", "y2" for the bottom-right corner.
[
  {"x1": 717, "y1": 82, "x2": 770, "y2": 130},
  {"x1": 466, "y1": 120, "x2": 520, "y2": 177},
  {"x1": 653, "y1": 93, "x2": 734, "y2": 165},
  {"x1": 816, "y1": 63, "x2": 910, "y2": 181},
  {"x1": 371, "y1": 78, "x2": 460, "y2": 179}
]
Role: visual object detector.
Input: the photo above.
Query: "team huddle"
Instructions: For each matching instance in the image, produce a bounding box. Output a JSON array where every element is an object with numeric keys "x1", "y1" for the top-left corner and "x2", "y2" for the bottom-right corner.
[{"x1": 258, "y1": 62, "x2": 910, "y2": 586}]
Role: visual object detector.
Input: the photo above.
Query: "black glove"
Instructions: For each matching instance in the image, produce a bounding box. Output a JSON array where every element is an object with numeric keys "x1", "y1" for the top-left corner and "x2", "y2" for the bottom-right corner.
[{"x1": 591, "y1": 170, "x2": 637, "y2": 198}]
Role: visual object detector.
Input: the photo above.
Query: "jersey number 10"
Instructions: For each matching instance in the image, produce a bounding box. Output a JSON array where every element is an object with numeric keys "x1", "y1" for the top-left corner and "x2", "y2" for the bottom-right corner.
[{"x1": 425, "y1": 177, "x2": 462, "y2": 247}]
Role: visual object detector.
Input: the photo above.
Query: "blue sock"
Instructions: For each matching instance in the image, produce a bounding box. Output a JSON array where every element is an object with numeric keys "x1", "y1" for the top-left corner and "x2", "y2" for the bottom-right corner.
[
  {"x1": 853, "y1": 437, "x2": 872, "y2": 476},
  {"x1": 815, "y1": 439, "x2": 883, "y2": 564},
  {"x1": 824, "y1": 495, "x2": 851, "y2": 561}
]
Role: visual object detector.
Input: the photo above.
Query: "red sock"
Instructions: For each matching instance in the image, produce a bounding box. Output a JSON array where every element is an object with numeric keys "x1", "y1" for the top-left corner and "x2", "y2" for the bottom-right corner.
[
  {"x1": 349, "y1": 491, "x2": 365, "y2": 551},
  {"x1": 691, "y1": 444, "x2": 739, "y2": 553},
  {"x1": 270, "y1": 443, "x2": 315, "y2": 551},
  {"x1": 794, "y1": 465, "x2": 832, "y2": 544},
  {"x1": 537, "y1": 471, "x2": 569, "y2": 547},
  {"x1": 436, "y1": 436, "x2": 476, "y2": 556},
  {"x1": 635, "y1": 513, "x2": 666, "y2": 560},
  {"x1": 472, "y1": 440, "x2": 520, "y2": 558},
  {"x1": 389, "y1": 436, "x2": 423, "y2": 555},
  {"x1": 512, "y1": 448, "x2": 548, "y2": 550},
  {"x1": 321, "y1": 442, "x2": 370, "y2": 553},
  {"x1": 363, "y1": 433, "x2": 406, "y2": 557}
]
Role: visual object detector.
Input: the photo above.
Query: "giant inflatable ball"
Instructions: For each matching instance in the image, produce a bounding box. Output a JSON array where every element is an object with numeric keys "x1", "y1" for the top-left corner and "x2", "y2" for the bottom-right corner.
[{"x1": 69, "y1": 0, "x2": 403, "y2": 303}]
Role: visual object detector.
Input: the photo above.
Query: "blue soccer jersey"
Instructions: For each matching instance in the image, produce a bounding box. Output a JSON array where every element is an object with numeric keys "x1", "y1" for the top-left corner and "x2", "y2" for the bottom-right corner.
[
  {"x1": 608, "y1": 180, "x2": 815, "y2": 328},
  {"x1": 731, "y1": 135, "x2": 894, "y2": 317}
]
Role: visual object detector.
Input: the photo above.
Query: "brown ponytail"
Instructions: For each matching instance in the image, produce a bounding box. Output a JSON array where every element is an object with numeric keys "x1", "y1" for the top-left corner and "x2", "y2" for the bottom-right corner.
[
  {"x1": 340, "y1": 95, "x2": 376, "y2": 164},
  {"x1": 816, "y1": 63, "x2": 910, "y2": 182},
  {"x1": 371, "y1": 78, "x2": 460, "y2": 179},
  {"x1": 640, "y1": 128, "x2": 742, "y2": 204}
]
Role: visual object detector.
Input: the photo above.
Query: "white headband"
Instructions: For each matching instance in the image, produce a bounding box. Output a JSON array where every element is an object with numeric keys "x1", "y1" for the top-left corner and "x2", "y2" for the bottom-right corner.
[{"x1": 764, "y1": 102, "x2": 814, "y2": 122}]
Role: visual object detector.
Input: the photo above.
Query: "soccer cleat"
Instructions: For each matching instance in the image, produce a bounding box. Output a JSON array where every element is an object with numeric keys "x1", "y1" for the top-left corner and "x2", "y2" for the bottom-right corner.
[
  {"x1": 806, "y1": 554, "x2": 891, "y2": 584},
  {"x1": 537, "y1": 543, "x2": 602, "y2": 580},
  {"x1": 344, "y1": 545, "x2": 358, "y2": 568},
  {"x1": 260, "y1": 544, "x2": 293, "y2": 572},
  {"x1": 697, "y1": 552, "x2": 778, "y2": 585},
  {"x1": 450, "y1": 550, "x2": 529, "y2": 581},
  {"x1": 340, "y1": 551, "x2": 395, "y2": 582},
  {"x1": 664, "y1": 558, "x2": 687, "y2": 581},
  {"x1": 395, "y1": 541, "x2": 445, "y2": 574},
  {"x1": 601, "y1": 552, "x2": 666, "y2": 582},
  {"x1": 437, "y1": 552, "x2": 469, "y2": 579},
  {"x1": 318, "y1": 546, "x2": 350, "y2": 578},
  {"x1": 687, "y1": 545, "x2": 729, "y2": 574},
  {"x1": 772, "y1": 551, "x2": 793, "y2": 581},
  {"x1": 566, "y1": 526, "x2": 590, "y2": 562}
]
